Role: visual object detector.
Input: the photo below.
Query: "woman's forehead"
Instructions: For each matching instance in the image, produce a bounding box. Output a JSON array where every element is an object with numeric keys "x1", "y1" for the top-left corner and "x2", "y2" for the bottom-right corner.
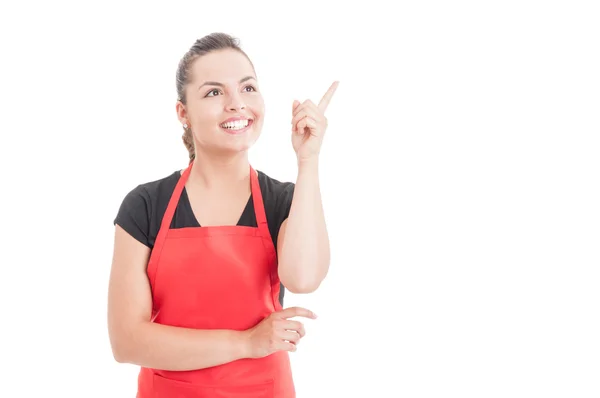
[{"x1": 191, "y1": 50, "x2": 255, "y2": 83}]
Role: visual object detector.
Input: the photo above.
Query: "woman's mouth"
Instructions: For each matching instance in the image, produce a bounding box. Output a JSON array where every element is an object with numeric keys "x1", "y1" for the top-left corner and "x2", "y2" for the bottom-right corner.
[{"x1": 219, "y1": 118, "x2": 253, "y2": 134}]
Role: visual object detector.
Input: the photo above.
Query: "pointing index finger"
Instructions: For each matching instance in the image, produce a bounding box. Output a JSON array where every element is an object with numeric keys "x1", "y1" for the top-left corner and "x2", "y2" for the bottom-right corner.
[
  {"x1": 277, "y1": 307, "x2": 317, "y2": 319},
  {"x1": 318, "y1": 81, "x2": 339, "y2": 112}
]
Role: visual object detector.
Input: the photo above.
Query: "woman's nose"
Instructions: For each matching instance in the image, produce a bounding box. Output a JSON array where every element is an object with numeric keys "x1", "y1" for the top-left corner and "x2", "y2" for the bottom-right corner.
[{"x1": 226, "y1": 93, "x2": 246, "y2": 111}]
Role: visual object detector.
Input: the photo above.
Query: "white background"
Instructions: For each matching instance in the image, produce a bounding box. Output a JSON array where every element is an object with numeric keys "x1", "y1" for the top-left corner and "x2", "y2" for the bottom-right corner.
[{"x1": 1, "y1": 1, "x2": 599, "y2": 397}]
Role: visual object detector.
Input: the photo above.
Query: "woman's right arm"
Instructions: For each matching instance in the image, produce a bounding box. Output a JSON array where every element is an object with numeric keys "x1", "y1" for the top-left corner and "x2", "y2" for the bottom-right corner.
[{"x1": 107, "y1": 224, "x2": 250, "y2": 371}]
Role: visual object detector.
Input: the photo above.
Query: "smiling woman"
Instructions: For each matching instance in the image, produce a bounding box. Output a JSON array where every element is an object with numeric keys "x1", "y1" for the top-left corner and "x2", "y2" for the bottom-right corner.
[
  {"x1": 177, "y1": 42, "x2": 265, "y2": 158},
  {"x1": 107, "y1": 32, "x2": 338, "y2": 398}
]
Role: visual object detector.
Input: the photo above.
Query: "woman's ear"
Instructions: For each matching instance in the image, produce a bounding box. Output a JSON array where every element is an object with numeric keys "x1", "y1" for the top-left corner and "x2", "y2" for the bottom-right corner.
[{"x1": 175, "y1": 100, "x2": 188, "y2": 126}]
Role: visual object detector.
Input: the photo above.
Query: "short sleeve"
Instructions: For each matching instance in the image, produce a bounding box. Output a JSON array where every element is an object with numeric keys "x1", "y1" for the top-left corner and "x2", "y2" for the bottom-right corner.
[
  {"x1": 273, "y1": 182, "x2": 295, "y2": 231},
  {"x1": 113, "y1": 185, "x2": 152, "y2": 248}
]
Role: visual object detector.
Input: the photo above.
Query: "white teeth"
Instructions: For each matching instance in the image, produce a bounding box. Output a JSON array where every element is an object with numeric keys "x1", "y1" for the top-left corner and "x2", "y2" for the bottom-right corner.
[{"x1": 221, "y1": 119, "x2": 250, "y2": 130}]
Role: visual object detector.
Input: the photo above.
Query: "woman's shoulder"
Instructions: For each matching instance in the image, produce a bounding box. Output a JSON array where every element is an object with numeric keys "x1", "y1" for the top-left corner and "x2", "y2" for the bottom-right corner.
[
  {"x1": 123, "y1": 170, "x2": 181, "y2": 200},
  {"x1": 113, "y1": 169, "x2": 182, "y2": 247},
  {"x1": 138, "y1": 170, "x2": 182, "y2": 197},
  {"x1": 114, "y1": 169, "x2": 181, "y2": 222},
  {"x1": 255, "y1": 170, "x2": 295, "y2": 224},
  {"x1": 256, "y1": 170, "x2": 295, "y2": 198}
]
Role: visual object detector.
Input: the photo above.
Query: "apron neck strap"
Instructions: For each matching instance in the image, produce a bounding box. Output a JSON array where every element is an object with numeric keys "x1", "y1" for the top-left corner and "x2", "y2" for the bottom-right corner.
[{"x1": 159, "y1": 161, "x2": 268, "y2": 232}]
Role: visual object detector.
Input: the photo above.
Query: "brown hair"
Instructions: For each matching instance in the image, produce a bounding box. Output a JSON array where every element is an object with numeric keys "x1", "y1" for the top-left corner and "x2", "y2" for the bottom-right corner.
[{"x1": 176, "y1": 32, "x2": 254, "y2": 162}]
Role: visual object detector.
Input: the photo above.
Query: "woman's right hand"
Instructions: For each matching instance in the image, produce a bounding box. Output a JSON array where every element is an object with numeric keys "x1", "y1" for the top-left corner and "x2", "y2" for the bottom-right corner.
[{"x1": 242, "y1": 307, "x2": 317, "y2": 358}]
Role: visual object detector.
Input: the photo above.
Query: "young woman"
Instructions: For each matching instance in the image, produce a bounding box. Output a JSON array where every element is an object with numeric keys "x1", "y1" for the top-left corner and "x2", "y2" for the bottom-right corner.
[{"x1": 107, "y1": 32, "x2": 338, "y2": 397}]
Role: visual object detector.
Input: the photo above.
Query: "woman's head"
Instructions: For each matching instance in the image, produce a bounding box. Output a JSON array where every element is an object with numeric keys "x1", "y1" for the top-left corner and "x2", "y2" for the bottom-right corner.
[{"x1": 175, "y1": 33, "x2": 264, "y2": 162}]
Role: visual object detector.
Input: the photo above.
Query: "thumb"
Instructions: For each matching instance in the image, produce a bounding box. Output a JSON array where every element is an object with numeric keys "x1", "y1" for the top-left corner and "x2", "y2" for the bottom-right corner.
[{"x1": 292, "y1": 100, "x2": 300, "y2": 115}]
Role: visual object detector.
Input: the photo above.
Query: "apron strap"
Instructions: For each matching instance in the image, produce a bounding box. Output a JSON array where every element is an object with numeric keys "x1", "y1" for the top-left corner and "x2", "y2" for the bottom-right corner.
[
  {"x1": 147, "y1": 161, "x2": 193, "y2": 301},
  {"x1": 249, "y1": 165, "x2": 280, "y2": 310}
]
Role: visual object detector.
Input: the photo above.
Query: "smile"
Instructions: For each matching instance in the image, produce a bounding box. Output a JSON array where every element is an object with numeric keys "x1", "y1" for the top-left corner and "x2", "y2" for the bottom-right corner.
[{"x1": 219, "y1": 118, "x2": 253, "y2": 134}]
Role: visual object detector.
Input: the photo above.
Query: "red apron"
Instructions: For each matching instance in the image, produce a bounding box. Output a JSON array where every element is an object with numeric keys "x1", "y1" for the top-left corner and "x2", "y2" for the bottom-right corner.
[{"x1": 136, "y1": 160, "x2": 295, "y2": 398}]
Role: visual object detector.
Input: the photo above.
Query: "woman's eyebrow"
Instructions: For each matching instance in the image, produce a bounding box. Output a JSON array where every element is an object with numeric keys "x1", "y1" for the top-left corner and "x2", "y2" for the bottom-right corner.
[{"x1": 198, "y1": 76, "x2": 256, "y2": 90}]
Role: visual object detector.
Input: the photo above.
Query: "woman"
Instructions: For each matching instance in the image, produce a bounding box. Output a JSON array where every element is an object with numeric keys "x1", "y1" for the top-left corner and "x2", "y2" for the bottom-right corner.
[{"x1": 107, "y1": 32, "x2": 337, "y2": 397}]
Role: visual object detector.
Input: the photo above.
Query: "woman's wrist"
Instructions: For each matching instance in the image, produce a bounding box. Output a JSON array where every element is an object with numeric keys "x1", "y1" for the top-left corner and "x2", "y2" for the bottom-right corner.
[{"x1": 232, "y1": 329, "x2": 253, "y2": 359}]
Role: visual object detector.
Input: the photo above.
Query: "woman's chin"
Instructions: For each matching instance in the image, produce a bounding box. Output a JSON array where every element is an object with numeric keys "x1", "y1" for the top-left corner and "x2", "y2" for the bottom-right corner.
[
  {"x1": 215, "y1": 140, "x2": 257, "y2": 155},
  {"x1": 200, "y1": 128, "x2": 261, "y2": 155}
]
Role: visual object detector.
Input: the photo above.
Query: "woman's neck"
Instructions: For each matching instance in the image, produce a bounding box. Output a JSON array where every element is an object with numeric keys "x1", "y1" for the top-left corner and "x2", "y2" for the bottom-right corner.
[{"x1": 187, "y1": 149, "x2": 251, "y2": 190}]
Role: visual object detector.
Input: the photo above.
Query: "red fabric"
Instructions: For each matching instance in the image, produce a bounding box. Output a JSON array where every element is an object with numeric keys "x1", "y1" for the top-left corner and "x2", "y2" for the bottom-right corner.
[{"x1": 136, "y1": 160, "x2": 295, "y2": 397}]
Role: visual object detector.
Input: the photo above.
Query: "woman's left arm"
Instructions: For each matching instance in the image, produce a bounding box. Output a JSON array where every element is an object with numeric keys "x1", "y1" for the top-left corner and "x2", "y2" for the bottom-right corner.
[
  {"x1": 277, "y1": 159, "x2": 329, "y2": 293},
  {"x1": 277, "y1": 81, "x2": 339, "y2": 294}
]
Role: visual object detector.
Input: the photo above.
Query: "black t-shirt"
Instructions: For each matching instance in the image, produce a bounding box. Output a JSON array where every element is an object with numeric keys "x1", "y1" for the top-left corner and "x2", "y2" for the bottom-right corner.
[{"x1": 113, "y1": 168, "x2": 295, "y2": 305}]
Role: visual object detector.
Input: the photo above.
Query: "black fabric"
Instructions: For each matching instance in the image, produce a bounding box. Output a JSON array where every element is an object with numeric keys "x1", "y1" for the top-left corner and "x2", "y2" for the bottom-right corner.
[{"x1": 113, "y1": 168, "x2": 295, "y2": 305}]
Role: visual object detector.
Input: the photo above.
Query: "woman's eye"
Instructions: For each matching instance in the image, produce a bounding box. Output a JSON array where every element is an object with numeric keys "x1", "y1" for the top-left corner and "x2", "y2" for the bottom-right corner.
[
  {"x1": 244, "y1": 85, "x2": 256, "y2": 92},
  {"x1": 206, "y1": 89, "x2": 221, "y2": 97}
]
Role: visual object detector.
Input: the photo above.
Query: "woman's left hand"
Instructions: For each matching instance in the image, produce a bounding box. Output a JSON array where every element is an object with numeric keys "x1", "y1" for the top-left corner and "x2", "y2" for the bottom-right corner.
[{"x1": 291, "y1": 81, "x2": 339, "y2": 163}]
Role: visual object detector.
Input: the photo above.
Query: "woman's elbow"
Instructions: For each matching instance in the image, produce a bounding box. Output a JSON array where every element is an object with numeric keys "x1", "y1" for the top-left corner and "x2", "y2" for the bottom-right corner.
[
  {"x1": 108, "y1": 326, "x2": 135, "y2": 364},
  {"x1": 280, "y1": 275, "x2": 323, "y2": 294},
  {"x1": 110, "y1": 337, "x2": 130, "y2": 363},
  {"x1": 285, "y1": 283, "x2": 320, "y2": 294}
]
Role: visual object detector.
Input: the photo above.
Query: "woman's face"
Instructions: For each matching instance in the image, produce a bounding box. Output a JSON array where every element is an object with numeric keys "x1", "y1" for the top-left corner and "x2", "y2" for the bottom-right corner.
[{"x1": 177, "y1": 49, "x2": 265, "y2": 156}]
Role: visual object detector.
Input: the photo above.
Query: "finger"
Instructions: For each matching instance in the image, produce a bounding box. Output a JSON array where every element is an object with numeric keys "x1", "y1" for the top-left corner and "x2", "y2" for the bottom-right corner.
[
  {"x1": 290, "y1": 323, "x2": 306, "y2": 338},
  {"x1": 296, "y1": 117, "x2": 317, "y2": 135},
  {"x1": 292, "y1": 100, "x2": 301, "y2": 116},
  {"x1": 292, "y1": 102, "x2": 306, "y2": 119},
  {"x1": 291, "y1": 108, "x2": 319, "y2": 128},
  {"x1": 279, "y1": 320, "x2": 305, "y2": 336},
  {"x1": 277, "y1": 341, "x2": 297, "y2": 353},
  {"x1": 291, "y1": 109, "x2": 306, "y2": 127},
  {"x1": 292, "y1": 113, "x2": 309, "y2": 134},
  {"x1": 295, "y1": 118, "x2": 307, "y2": 135},
  {"x1": 280, "y1": 330, "x2": 301, "y2": 344},
  {"x1": 318, "y1": 81, "x2": 339, "y2": 112},
  {"x1": 293, "y1": 99, "x2": 317, "y2": 118},
  {"x1": 277, "y1": 306, "x2": 317, "y2": 320}
]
